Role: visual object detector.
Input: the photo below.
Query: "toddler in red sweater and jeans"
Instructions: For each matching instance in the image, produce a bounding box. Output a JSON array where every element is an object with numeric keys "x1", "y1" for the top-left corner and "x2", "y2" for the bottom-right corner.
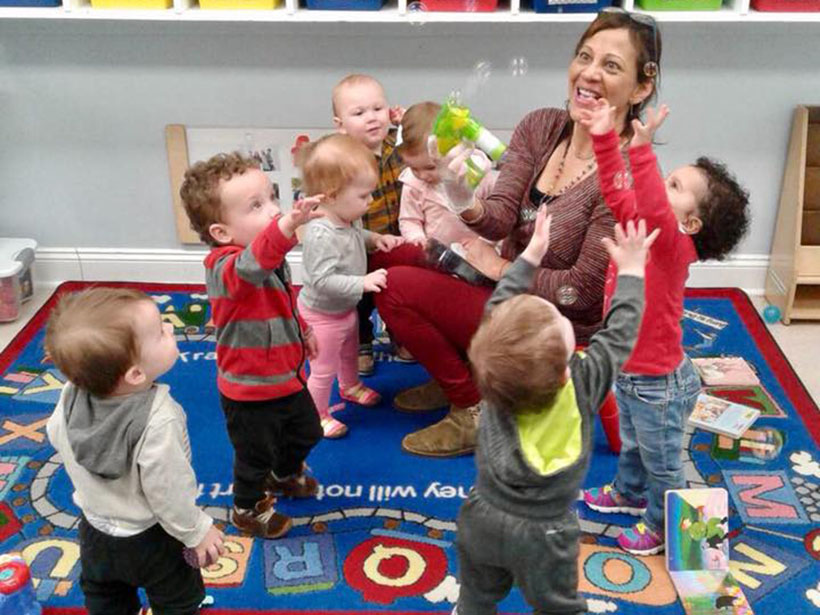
[
  {"x1": 579, "y1": 99, "x2": 749, "y2": 555},
  {"x1": 181, "y1": 152, "x2": 325, "y2": 540}
]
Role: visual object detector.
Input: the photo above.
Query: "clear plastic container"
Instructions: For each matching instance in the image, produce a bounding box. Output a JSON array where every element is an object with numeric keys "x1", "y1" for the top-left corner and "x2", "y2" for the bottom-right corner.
[{"x1": 0, "y1": 261, "x2": 23, "y2": 323}]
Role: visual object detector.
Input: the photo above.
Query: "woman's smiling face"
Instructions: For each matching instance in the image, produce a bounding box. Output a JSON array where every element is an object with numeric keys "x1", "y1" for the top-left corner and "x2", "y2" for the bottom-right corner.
[{"x1": 567, "y1": 27, "x2": 653, "y2": 131}]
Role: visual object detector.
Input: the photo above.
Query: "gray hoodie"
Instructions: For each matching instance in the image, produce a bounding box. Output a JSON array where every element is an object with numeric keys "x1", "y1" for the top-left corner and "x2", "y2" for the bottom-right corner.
[
  {"x1": 474, "y1": 257, "x2": 645, "y2": 521},
  {"x1": 47, "y1": 383, "x2": 212, "y2": 547}
]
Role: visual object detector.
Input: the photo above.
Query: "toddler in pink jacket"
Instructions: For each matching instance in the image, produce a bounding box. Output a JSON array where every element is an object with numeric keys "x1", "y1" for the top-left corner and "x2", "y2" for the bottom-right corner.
[{"x1": 397, "y1": 102, "x2": 496, "y2": 248}]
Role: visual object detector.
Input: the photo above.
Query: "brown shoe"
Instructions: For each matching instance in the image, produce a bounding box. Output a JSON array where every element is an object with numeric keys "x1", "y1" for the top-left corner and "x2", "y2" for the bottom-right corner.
[
  {"x1": 265, "y1": 465, "x2": 319, "y2": 498},
  {"x1": 393, "y1": 380, "x2": 449, "y2": 413},
  {"x1": 231, "y1": 495, "x2": 292, "y2": 539},
  {"x1": 401, "y1": 404, "x2": 480, "y2": 457},
  {"x1": 358, "y1": 349, "x2": 375, "y2": 377},
  {"x1": 393, "y1": 345, "x2": 416, "y2": 364}
]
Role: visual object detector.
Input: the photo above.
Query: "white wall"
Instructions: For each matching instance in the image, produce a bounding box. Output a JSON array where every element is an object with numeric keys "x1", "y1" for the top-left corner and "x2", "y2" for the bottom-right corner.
[{"x1": 2, "y1": 20, "x2": 819, "y2": 262}]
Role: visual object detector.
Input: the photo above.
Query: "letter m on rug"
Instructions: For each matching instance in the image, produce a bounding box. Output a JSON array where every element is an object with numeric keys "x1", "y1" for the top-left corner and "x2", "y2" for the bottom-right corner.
[{"x1": 723, "y1": 470, "x2": 808, "y2": 524}]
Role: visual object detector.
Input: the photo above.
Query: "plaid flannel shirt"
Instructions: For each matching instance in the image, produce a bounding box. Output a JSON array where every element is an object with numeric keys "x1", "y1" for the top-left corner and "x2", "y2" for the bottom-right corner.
[{"x1": 362, "y1": 128, "x2": 403, "y2": 235}]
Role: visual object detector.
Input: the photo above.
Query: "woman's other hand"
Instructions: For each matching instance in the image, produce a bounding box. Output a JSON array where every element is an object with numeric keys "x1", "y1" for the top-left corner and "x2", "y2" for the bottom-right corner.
[{"x1": 464, "y1": 238, "x2": 509, "y2": 281}]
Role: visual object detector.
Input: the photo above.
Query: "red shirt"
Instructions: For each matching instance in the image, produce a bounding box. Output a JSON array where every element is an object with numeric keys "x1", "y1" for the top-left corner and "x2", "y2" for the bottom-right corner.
[{"x1": 593, "y1": 131, "x2": 697, "y2": 375}]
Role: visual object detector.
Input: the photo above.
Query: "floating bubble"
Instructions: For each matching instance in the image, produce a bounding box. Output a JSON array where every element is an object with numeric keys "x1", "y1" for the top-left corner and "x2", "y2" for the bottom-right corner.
[
  {"x1": 509, "y1": 56, "x2": 528, "y2": 77},
  {"x1": 556, "y1": 285, "x2": 578, "y2": 306},
  {"x1": 460, "y1": 61, "x2": 492, "y2": 104},
  {"x1": 407, "y1": 0, "x2": 428, "y2": 25},
  {"x1": 473, "y1": 60, "x2": 492, "y2": 83}
]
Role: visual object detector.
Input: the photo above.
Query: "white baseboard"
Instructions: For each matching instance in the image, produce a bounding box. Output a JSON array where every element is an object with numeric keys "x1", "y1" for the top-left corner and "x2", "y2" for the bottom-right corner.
[{"x1": 35, "y1": 247, "x2": 767, "y2": 295}]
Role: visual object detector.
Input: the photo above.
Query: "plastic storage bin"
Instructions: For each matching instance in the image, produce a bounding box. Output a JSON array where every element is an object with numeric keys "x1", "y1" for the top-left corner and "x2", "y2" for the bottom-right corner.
[
  {"x1": 305, "y1": 0, "x2": 383, "y2": 10},
  {"x1": 200, "y1": 0, "x2": 280, "y2": 8},
  {"x1": 0, "y1": 238, "x2": 37, "y2": 323},
  {"x1": 751, "y1": 0, "x2": 820, "y2": 9},
  {"x1": 89, "y1": 0, "x2": 171, "y2": 8},
  {"x1": 637, "y1": 0, "x2": 721, "y2": 9},
  {"x1": 423, "y1": 0, "x2": 497, "y2": 11},
  {"x1": 530, "y1": 0, "x2": 612, "y2": 14},
  {"x1": 0, "y1": 0, "x2": 60, "y2": 7}
]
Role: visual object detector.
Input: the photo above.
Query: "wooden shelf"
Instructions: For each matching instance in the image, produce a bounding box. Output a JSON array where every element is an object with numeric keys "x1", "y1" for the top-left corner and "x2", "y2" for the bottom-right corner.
[
  {"x1": 766, "y1": 105, "x2": 820, "y2": 324},
  {"x1": 2, "y1": 2, "x2": 820, "y2": 22}
]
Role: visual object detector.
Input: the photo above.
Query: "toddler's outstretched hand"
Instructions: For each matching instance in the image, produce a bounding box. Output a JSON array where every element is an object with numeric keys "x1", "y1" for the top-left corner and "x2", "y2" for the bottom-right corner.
[
  {"x1": 577, "y1": 98, "x2": 616, "y2": 136},
  {"x1": 390, "y1": 105, "x2": 406, "y2": 126},
  {"x1": 521, "y1": 206, "x2": 552, "y2": 267},
  {"x1": 279, "y1": 194, "x2": 326, "y2": 237},
  {"x1": 631, "y1": 104, "x2": 669, "y2": 148},
  {"x1": 364, "y1": 269, "x2": 388, "y2": 293},
  {"x1": 373, "y1": 233, "x2": 405, "y2": 252},
  {"x1": 602, "y1": 219, "x2": 660, "y2": 278}
]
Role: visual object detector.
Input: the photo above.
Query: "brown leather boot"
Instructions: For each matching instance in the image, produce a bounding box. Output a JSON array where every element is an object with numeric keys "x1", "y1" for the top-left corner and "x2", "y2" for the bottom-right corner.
[
  {"x1": 393, "y1": 380, "x2": 449, "y2": 413},
  {"x1": 232, "y1": 495, "x2": 292, "y2": 539},
  {"x1": 264, "y1": 464, "x2": 319, "y2": 498},
  {"x1": 401, "y1": 404, "x2": 480, "y2": 457}
]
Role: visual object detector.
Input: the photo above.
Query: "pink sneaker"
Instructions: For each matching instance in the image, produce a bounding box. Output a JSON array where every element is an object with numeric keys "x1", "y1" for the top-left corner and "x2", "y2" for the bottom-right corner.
[
  {"x1": 617, "y1": 522, "x2": 664, "y2": 555},
  {"x1": 583, "y1": 485, "x2": 647, "y2": 516}
]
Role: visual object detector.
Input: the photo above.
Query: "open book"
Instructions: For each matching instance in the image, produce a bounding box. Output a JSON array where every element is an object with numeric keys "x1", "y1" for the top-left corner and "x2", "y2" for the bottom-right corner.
[
  {"x1": 665, "y1": 488, "x2": 753, "y2": 615},
  {"x1": 688, "y1": 394, "x2": 760, "y2": 439},
  {"x1": 692, "y1": 357, "x2": 760, "y2": 387}
]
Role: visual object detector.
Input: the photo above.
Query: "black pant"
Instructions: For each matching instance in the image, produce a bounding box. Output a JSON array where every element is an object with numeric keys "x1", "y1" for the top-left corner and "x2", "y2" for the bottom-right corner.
[
  {"x1": 220, "y1": 387, "x2": 322, "y2": 509},
  {"x1": 357, "y1": 294, "x2": 375, "y2": 347},
  {"x1": 79, "y1": 518, "x2": 204, "y2": 615}
]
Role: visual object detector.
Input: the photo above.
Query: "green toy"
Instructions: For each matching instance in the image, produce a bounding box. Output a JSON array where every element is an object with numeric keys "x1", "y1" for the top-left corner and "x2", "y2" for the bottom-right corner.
[{"x1": 432, "y1": 96, "x2": 506, "y2": 188}]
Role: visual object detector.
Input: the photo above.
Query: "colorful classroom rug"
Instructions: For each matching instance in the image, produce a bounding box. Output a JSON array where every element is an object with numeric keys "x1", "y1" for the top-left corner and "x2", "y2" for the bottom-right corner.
[{"x1": 0, "y1": 281, "x2": 818, "y2": 615}]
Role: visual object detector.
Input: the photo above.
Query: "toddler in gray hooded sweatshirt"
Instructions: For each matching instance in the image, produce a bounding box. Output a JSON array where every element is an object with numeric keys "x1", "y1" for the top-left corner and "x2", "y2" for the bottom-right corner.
[{"x1": 45, "y1": 287, "x2": 224, "y2": 615}]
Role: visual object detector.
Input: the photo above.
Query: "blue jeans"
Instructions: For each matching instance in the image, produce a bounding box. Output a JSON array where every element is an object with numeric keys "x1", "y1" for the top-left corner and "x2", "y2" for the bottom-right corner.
[{"x1": 612, "y1": 357, "x2": 701, "y2": 533}]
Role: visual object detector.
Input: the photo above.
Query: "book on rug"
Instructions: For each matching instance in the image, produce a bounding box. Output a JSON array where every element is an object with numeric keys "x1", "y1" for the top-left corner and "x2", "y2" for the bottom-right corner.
[
  {"x1": 689, "y1": 393, "x2": 760, "y2": 439},
  {"x1": 665, "y1": 488, "x2": 754, "y2": 615},
  {"x1": 692, "y1": 356, "x2": 760, "y2": 386}
]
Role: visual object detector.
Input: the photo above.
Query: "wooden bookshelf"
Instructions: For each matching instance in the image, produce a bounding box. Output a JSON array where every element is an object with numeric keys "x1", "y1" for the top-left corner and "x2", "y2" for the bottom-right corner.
[{"x1": 766, "y1": 105, "x2": 820, "y2": 324}]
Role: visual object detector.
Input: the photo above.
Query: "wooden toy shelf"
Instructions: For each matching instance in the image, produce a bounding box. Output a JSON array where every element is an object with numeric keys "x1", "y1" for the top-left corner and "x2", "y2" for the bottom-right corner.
[{"x1": 766, "y1": 104, "x2": 820, "y2": 323}]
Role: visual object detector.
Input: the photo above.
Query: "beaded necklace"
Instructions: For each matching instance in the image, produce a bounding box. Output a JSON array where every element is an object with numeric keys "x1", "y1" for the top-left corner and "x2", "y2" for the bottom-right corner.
[{"x1": 540, "y1": 140, "x2": 596, "y2": 205}]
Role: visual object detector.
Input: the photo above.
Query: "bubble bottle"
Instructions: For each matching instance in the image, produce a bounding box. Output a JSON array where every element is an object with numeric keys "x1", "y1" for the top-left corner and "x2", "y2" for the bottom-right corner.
[{"x1": 432, "y1": 94, "x2": 507, "y2": 187}]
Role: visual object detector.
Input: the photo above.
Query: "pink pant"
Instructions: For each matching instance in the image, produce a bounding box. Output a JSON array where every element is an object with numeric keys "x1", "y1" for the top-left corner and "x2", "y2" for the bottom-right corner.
[{"x1": 299, "y1": 302, "x2": 359, "y2": 418}]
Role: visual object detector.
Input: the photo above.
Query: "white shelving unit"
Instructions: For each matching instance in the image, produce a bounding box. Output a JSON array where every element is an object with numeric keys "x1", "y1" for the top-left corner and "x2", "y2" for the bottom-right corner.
[{"x1": 2, "y1": 0, "x2": 820, "y2": 22}]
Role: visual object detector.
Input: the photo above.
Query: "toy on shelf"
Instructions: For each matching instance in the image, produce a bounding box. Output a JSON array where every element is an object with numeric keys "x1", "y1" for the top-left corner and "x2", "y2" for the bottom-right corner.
[
  {"x1": 432, "y1": 95, "x2": 506, "y2": 188},
  {"x1": 0, "y1": 552, "x2": 42, "y2": 615}
]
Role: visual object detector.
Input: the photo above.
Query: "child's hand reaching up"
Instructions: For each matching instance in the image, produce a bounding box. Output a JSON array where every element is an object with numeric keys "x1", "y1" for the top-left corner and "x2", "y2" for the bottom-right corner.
[
  {"x1": 631, "y1": 104, "x2": 669, "y2": 148},
  {"x1": 577, "y1": 98, "x2": 616, "y2": 136},
  {"x1": 364, "y1": 269, "x2": 388, "y2": 293},
  {"x1": 279, "y1": 195, "x2": 326, "y2": 238},
  {"x1": 521, "y1": 206, "x2": 552, "y2": 267},
  {"x1": 602, "y1": 219, "x2": 661, "y2": 278}
]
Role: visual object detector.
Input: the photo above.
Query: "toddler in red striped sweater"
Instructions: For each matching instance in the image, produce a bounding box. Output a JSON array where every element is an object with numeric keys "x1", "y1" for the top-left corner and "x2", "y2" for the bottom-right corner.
[{"x1": 181, "y1": 152, "x2": 325, "y2": 540}]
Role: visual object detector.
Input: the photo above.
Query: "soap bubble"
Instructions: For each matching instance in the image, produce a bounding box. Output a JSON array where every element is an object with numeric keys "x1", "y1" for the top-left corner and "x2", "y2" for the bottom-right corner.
[
  {"x1": 556, "y1": 285, "x2": 578, "y2": 306},
  {"x1": 461, "y1": 61, "x2": 492, "y2": 104},
  {"x1": 510, "y1": 56, "x2": 528, "y2": 77},
  {"x1": 473, "y1": 60, "x2": 492, "y2": 83},
  {"x1": 407, "y1": 1, "x2": 428, "y2": 25}
]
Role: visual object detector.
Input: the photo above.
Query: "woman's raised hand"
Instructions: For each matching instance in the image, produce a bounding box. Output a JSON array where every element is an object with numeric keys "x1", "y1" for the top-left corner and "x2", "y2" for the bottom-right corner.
[
  {"x1": 427, "y1": 137, "x2": 489, "y2": 215},
  {"x1": 631, "y1": 104, "x2": 669, "y2": 148}
]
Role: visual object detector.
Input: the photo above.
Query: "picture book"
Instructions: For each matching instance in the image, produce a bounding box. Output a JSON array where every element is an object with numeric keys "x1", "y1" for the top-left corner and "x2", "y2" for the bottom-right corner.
[
  {"x1": 689, "y1": 394, "x2": 761, "y2": 439},
  {"x1": 665, "y1": 488, "x2": 753, "y2": 615},
  {"x1": 692, "y1": 357, "x2": 760, "y2": 386}
]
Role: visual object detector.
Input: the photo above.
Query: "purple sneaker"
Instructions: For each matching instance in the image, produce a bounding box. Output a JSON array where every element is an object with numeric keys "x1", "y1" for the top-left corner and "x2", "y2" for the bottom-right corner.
[
  {"x1": 617, "y1": 522, "x2": 664, "y2": 555},
  {"x1": 583, "y1": 485, "x2": 647, "y2": 516}
]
